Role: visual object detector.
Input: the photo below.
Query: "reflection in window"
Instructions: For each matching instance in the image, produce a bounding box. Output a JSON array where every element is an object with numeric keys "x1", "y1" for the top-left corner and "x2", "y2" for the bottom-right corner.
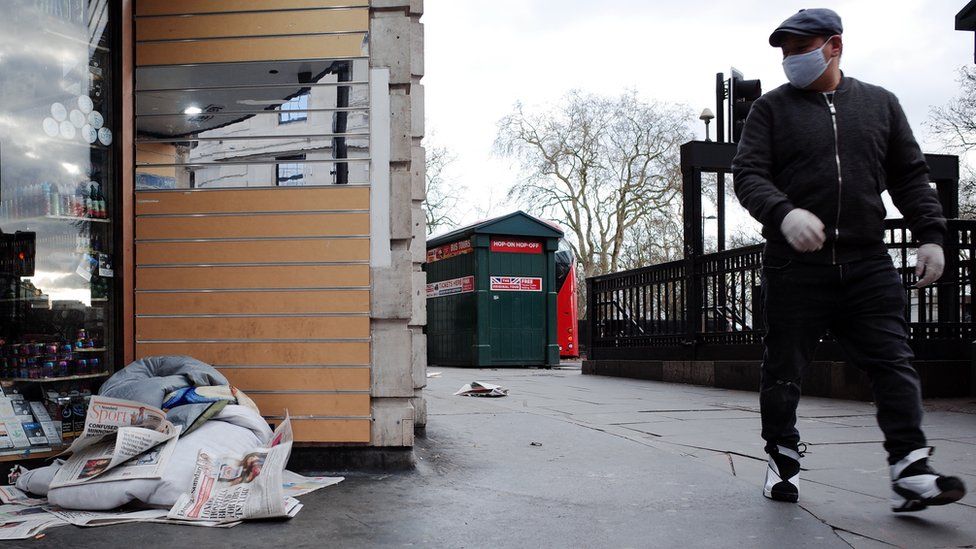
[
  {"x1": 276, "y1": 155, "x2": 306, "y2": 186},
  {"x1": 278, "y1": 92, "x2": 309, "y2": 124}
]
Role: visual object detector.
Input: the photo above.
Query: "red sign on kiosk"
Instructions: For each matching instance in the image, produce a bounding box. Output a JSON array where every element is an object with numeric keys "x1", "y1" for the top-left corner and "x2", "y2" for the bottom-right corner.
[
  {"x1": 490, "y1": 238, "x2": 542, "y2": 254},
  {"x1": 427, "y1": 239, "x2": 473, "y2": 263}
]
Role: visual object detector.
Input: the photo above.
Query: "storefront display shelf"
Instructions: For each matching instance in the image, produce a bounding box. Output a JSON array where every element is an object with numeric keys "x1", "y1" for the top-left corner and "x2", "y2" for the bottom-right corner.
[
  {"x1": 39, "y1": 215, "x2": 110, "y2": 223},
  {"x1": 74, "y1": 348, "x2": 107, "y2": 353},
  {"x1": 2, "y1": 371, "x2": 111, "y2": 383},
  {"x1": 3, "y1": 216, "x2": 111, "y2": 231}
]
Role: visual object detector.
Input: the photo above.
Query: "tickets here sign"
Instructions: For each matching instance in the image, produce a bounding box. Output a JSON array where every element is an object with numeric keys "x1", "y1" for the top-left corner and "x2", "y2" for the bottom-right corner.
[
  {"x1": 490, "y1": 276, "x2": 543, "y2": 292},
  {"x1": 426, "y1": 275, "x2": 475, "y2": 298}
]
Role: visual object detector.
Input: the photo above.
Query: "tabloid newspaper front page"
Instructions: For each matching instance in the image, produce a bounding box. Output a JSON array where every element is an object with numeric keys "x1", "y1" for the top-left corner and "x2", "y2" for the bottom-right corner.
[{"x1": 168, "y1": 415, "x2": 294, "y2": 523}]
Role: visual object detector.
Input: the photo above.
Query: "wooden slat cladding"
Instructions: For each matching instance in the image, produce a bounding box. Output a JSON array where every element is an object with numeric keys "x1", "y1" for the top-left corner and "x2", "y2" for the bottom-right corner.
[
  {"x1": 135, "y1": 188, "x2": 369, "y2": 215},
  {"x1": 247, "y1": 393, "x2": 369, "y2": 417},
  {"x1": 137, "y1": 9, "x2": 368, "y2": 41},
  {"x1": 136, "y1": 342, "x2": 369, "y2": 366},
  {"x1": 136, "y1": 213, "x2": 369, "y2": 240},
  {"x1": 137, "y1": 239, "x2": 369, "y2": 265},
  {"x1": 135, "y1": 290, "x2": 369, "y2": 315},
  {"x1": 137, "y1": 34, "x2": 366, "y2": 66},
  {"x1": 136, "y1": 0, "x2": 368, "y2": 17},
  {"x1": 137, "y1": 265, "x2": 369, "y2": 290},
  {"x1": 219, "y1": 367, "x2": 369, "y2": 391},
  {"x1": 136, "y1": 316, "x2": 369, "y2": 341},
  {"x1": 290, "y1": 419, "x2": 370, "y2": 443},
  {"x1": 131, "y1": 1, "x2": 374, "y2": 445}
]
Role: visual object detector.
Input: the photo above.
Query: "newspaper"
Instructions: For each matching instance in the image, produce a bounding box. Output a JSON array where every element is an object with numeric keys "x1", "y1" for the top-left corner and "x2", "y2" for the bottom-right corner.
[
  {"x1": 0, "y1": 517, "x2": 65, "y2": 540},
  {"x1": 44, "y1": 507, "x2": 170, "y2": 527},
  {"x1": 0, "y1": 486, "x2": 46, "y2": 506},
  {"x1": 65, "y1": 396, "x2": 166, "y2": 454},
  {"x1": 147, "y1": 517, "x2": 243, "y2": 528},
  {"x1": 281, "y1": 471, "x2": 344, "y2": 499},
  {"x1": 168, "y1": 416, "x2": 294, "y2": 524},
  {"x1": 454, "y1": 381, "x2": 509, "y2": 397},
  {"x1": 50, "y1": 397, "x2": 180, "y2": 488},
  {"x1": 0, "y1": 504, "x2": 65, "y2": 540}
]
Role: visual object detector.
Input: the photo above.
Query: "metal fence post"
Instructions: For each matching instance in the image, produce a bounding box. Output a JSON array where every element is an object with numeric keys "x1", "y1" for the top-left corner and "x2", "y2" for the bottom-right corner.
[
  {"x1": 682, "y1": 163, "x2": 703, "y2": 347},
  {"x1": 586, "y1": 276, "x2": 598, "y2": 360}
]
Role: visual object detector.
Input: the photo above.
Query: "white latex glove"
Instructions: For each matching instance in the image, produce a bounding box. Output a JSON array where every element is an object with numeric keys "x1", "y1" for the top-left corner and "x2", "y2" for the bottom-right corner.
[
  {"x1": 915, "y1": 243, "x2": 944, "y2": 288},
  {"x1": 780, "y1": 208, "x2": 826, "y2": 253}
]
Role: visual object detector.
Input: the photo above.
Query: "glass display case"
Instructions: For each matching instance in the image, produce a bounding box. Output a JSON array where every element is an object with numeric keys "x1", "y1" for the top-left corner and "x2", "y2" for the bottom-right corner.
[{"x1": 0, "y1": 0, "x2": 118, "y2": 456}]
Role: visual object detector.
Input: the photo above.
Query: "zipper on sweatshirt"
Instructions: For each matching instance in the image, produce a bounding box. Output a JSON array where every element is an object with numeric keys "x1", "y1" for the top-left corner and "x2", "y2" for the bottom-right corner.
[{"x1": 824, "y1": 92, "x2": 842, "y2": 265}]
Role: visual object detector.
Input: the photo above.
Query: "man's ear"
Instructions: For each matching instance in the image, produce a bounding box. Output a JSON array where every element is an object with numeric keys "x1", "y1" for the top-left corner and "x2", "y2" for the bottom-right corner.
[{"x1": 828, "y1": 35, "x2": 843, "y2": 59}]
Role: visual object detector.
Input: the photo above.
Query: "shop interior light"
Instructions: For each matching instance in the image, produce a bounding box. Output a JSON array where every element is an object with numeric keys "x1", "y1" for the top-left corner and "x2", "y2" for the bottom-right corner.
[
  {"x1": 183, "y1": 106, "x2": 203, "y2": 115},
  {"x1": 60, "y1": 162, "x2": 80, "y2": 175}
]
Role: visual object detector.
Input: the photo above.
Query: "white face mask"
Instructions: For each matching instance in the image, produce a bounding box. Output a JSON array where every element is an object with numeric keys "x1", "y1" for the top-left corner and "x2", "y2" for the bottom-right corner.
[{"x1": 782, "y1": 38, "x2": 835, "y2": 89}]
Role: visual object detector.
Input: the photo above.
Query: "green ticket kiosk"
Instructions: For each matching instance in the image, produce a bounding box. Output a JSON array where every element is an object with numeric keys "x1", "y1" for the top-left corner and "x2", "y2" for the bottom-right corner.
[{"x1": 425, "y1": 211, "x2": 563, "y2": 367}]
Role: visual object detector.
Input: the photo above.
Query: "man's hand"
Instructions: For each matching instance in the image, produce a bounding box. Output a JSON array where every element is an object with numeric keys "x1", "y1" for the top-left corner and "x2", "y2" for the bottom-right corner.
[
  {"x1": 915, "y1": 243, "x2": 944, "y2": 288},
  {"x1": 780, "y1": 209, "x2": 826, "y2": 252}
]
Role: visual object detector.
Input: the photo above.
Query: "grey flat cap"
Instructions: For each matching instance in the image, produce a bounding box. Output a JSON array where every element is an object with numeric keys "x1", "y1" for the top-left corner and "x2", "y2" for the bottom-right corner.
[{"x1": 769, "y1": 8, "x2": 843, "y2": 47}]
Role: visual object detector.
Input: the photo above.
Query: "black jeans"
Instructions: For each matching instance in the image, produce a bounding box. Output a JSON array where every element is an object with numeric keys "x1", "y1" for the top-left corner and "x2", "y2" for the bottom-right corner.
[{"x1": 760, "y1": 253, "x2": 926, "y2": 464}]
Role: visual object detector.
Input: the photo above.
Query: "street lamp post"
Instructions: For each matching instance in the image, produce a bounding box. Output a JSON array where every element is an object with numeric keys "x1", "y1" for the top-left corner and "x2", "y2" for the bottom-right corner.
[{"x1": 700, "y1": 108, "x2": 715, "y2": 142}]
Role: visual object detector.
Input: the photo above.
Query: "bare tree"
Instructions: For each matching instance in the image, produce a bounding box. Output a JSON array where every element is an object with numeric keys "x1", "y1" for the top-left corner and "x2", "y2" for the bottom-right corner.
[
  {"x1": 929, "y1": 66, "x2": 976, "y2": 150},
  {"x1": 617, "y1": 206, "x2": 685, "y2": 270},
  {"x1": 495, "y1": 90, "x2": 693, "y2": 278},
  {"x1": 928, "y1": 66, "x2": 976, "y2": 218},
  {"x1": 424, "y1": 145, "x2": 463, "y2": 235},
  {"x1": 727, "y1": 226, "x2": 764, "y2": 249},
  {"x1": 958, "y1": 166, "x2": 976, "y2": 220}
]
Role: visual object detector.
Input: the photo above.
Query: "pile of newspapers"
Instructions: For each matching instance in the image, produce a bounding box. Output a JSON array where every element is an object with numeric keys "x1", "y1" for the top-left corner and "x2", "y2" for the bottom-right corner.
[{"x1": 0, "y1": 396, "x2": 343, "y2": 540}]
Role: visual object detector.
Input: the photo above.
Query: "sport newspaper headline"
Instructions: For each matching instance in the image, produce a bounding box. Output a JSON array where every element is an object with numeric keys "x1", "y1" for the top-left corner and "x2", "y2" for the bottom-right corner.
[{"x1": 50, "y1": 396, "x2": 180, "y2": 488}]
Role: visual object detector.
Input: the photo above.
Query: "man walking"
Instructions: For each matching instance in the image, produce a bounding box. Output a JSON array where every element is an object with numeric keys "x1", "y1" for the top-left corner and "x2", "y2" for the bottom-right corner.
[{"x1": 733, "y1": 8, "x2": 967, "y2": 512}]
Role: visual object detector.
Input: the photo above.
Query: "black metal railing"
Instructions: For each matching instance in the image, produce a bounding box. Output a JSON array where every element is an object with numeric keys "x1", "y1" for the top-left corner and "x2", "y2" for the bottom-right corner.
[{"x1": 587, "y1": 219, "x2": 976, "y2": 360}]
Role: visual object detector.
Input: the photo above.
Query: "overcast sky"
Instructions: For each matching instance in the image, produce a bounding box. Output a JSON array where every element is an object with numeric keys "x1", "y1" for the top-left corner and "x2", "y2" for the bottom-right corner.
[{"x1": 422, "y1": 0, "x2": 974, "y2": 237}]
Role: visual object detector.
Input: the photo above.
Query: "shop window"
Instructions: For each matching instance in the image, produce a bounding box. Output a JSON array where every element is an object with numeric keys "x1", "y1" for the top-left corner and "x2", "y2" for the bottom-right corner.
[{"x1": 0, "y1": 0, "x2": 117, "y2": 454}]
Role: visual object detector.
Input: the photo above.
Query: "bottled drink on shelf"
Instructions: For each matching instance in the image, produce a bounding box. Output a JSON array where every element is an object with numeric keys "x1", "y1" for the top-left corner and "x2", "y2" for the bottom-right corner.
[
  {"x1": 75, "y1": 183, "x2": 87, "y2": 217},
  {"x1": 84, "y1": 183, "x2": 94, "y2": 217}
]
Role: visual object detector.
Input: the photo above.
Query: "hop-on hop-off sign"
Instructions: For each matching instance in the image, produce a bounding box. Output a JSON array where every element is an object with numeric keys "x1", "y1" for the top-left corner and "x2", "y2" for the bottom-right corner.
[
  {"x1": 490, "y1": 276, "x2": 543, "y2": 292},
  {"x1": 426, "y1": 275, "x2": 475, "y2": 298},
  {"x1": 490, "y1": 238, "x2": 542, "y2": 254}
]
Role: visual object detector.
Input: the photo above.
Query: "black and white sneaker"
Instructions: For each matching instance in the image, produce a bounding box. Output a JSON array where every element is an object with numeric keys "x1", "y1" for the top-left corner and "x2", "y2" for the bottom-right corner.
[
  {"x1": 891, "y1": 447, "x2": 967, "y2": 513},
  {"x1": 764, "y1": 445, "x2": 802, "y2": 502}
]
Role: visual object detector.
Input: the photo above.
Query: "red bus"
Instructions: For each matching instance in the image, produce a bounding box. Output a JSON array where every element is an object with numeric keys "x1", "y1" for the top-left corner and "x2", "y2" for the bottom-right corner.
[{"x1": 554, "y1": 239, "x2": 579, "y2": 358}]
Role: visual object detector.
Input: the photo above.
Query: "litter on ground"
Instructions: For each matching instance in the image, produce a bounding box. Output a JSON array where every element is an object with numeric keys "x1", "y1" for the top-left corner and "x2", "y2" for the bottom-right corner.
[{"x1": 454, "y1": 382, "x2": 509, "y2": 397}]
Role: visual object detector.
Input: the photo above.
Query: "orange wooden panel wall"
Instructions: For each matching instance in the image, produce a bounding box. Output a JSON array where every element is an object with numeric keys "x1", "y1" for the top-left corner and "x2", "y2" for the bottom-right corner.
[{"x1": 133, "y1": 1, "x2": 372, "y2": 444}]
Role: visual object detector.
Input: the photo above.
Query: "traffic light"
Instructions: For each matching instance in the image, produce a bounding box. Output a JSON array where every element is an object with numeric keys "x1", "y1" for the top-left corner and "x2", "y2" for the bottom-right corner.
[{"x1": 730, "y1": 68, "x2": 761, "y2": 143}]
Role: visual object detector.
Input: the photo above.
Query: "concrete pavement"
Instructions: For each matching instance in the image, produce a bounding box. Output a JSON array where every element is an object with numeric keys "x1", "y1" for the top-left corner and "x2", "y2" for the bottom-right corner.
[{"x1": 20, "y1": 365, "x2": 976, "y2": 548}]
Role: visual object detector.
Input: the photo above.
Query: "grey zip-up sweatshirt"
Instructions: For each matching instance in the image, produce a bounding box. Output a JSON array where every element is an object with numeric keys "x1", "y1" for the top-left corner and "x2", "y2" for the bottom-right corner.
[{"x1": 732, "y1": 76, "x2": 946, "y2": 264}]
